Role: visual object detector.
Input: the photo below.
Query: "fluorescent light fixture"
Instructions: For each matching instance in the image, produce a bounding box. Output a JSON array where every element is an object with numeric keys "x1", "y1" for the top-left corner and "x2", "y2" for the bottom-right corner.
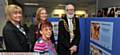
[
  {"x1": 58, "y1": 4, "x2": 65, "y2": 6},
  {"x1": 24, "y1": 3, "x2": 39, "y2": 6},
  {"x1": 75, "y1": 10, "x2": 86, "y2": 14},
  {"x1": 53, "y1": 9, "x2": 65, "y2": 14}
]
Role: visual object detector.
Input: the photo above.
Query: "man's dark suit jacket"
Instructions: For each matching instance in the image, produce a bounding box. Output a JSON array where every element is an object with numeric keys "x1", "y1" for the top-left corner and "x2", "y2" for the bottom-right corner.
[
  {"x1": 3, "y1": 21, "x2": 30, "y2": 52},
  {"x1": 57, "y1": 15, "x2": 80, "y2": 55}
]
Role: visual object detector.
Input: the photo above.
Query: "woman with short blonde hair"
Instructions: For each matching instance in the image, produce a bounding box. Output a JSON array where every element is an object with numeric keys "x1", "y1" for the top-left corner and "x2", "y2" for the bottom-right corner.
[
  {"x1": 6, "y1": 4, "x2": 22, "y2": 21},
  {"x1": 3, "y1": 4, "x2": 30, "y2": 52}
]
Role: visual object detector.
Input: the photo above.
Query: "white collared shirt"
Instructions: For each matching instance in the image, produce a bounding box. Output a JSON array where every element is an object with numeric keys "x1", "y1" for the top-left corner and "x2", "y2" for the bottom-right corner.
[
  {"x1": 67, "y1": 15, "x2": 74, "y2": 42},
  {"x1": 16, "y1": 25, "x2": 26, "y2": 35}
]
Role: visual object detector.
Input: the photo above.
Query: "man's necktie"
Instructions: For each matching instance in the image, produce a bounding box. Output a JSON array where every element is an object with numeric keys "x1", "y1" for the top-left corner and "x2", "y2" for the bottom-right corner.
[{"x1": 69, "y1": 18, "x2": 74, "y2": 42}]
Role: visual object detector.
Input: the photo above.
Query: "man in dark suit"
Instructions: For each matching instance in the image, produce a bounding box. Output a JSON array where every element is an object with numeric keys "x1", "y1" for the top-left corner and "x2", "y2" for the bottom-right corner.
[
  {"x1": 57, "y1": 3, "x2": 80, "y2": 55},
  {"x1": 3, "y1": 4, "x2": 30, "y2": 52}
]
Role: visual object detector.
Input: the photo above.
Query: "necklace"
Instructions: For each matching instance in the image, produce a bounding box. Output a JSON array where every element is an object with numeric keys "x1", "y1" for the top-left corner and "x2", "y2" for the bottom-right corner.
[{"x1": 59, "y1": 18, "x2": 76, "y2": 32}]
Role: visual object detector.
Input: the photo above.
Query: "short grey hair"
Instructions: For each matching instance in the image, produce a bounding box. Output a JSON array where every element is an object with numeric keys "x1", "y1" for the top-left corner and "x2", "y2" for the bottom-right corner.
[{"x1": 65, "y1": 3, "x2": 75, "y2": 11}]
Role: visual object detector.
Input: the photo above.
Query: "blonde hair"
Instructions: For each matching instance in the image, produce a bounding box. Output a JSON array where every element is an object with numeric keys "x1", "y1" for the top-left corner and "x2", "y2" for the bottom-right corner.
[
  {"x1": 35, "y1": 7, "x2": 47, "y2": 25},
  {"x1": 5, "y1": 4, "x2": 22, "y2": 20}
]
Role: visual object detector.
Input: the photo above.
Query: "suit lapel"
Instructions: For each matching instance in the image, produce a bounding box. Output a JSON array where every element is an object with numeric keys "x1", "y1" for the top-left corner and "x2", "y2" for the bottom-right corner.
[
  {"x1": 63, "y1": 15, "x2": 69, "y2": 27},
  {"x1": 8, "y1": 21, "x2": 27, "y2": 38}
]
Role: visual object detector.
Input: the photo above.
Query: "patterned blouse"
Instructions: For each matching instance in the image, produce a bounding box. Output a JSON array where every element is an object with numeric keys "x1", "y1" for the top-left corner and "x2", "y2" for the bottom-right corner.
[{"x1": 34, "y1": 37, "x2": 57, "y2": 55}]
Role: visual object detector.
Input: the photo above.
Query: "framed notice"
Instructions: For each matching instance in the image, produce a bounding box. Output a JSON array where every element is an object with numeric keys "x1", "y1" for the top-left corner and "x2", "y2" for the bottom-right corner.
[
  {"x1": 90, "y1": 21, "x2": 113, "y2": 50},
  {"x1": 90, "y1": 43, "x2": 111, "y2": 55}
]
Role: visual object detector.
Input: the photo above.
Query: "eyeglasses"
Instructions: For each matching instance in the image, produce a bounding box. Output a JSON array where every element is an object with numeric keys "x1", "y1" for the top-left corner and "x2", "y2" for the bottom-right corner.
[{"x1": 67, "y1": 9, "x2": 74, "y2": 11}]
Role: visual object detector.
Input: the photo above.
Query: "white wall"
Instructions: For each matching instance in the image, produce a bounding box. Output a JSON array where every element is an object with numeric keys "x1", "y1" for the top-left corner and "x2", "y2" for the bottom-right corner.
[
  {"x1": 87, "y1": 4, "x2": 96, "y2": 17},
  {"x1": 0, "y1": 0, "x2": 7, "y2": 36}
]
